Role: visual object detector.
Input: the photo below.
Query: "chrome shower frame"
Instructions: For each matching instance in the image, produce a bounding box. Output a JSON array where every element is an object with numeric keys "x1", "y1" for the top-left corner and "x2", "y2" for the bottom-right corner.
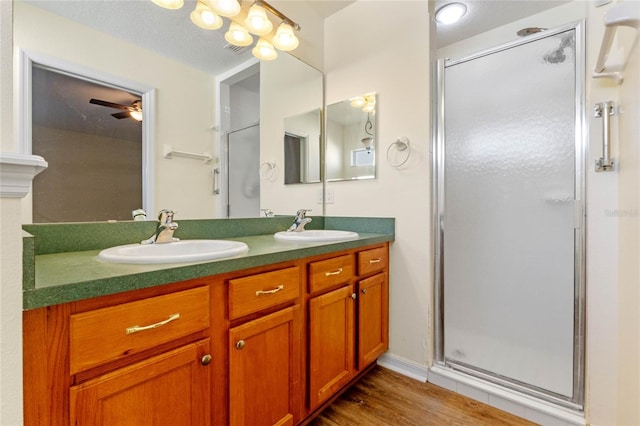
[{"x1": 431, "y1": 20, "x2": 587, "y2": 410}]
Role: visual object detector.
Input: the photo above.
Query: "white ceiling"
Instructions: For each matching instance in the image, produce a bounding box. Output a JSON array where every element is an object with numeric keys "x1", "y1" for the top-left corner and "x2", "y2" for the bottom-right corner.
[
  {"x1": 26, "y1": 1, "x2": 573, "y2": 74},
  {"x1": 435, "y1": 0, "x2": 572, "y2": 48}
]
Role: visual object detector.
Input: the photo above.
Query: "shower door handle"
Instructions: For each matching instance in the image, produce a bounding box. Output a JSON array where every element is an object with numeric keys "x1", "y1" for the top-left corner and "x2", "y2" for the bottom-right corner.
[
  {"x1": 594, "y1": 101, "x2": 615, "y2": 172},
  {"x1": 212, "y1": 168, "x2": 220, "y2": 195}
]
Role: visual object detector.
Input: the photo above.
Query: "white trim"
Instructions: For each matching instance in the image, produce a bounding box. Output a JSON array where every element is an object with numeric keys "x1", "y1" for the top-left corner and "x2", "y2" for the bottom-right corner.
[
  {"x1": 17, "y1": 48, "x2": 155, "y2": 214},
  {"x1": 0, "y1": 153, "x2": 47, "y2": 198},
  {"x1": 214, "y1": 57, "x2": 260, "y2": 218},
  {"x1": 376, "y1": 353, "x2": 429, "y2": 382}
]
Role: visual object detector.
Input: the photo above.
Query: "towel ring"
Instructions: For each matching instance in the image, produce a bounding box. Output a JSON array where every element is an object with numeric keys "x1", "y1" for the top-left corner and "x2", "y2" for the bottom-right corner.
[
  {"x1": 259, "y1": 161, "x2": 276, "y2": 181},
  {"x1": 386, "y1": 137, "x2": 411, "y2": 168}
]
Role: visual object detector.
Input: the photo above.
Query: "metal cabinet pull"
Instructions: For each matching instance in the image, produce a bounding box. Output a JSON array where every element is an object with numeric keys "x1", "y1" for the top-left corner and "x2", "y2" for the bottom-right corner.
[
  {"x1": 255, "y1": 285, "x2": 284, "y2": 296},
  {"x1": 368, "y1": 258, "x2": 382, "y2": 264},
  {"x1": 361, "y1": 288, "x2": 368, "y2": 294},
  {"x1": 325, "y1": 268, "x2": 343, "y2": 277},
  {"x1": 125, "y1": 313, "x2": 180, "y2": 335},
  {"x1": 235, "y1": 340, "x2": 246, "y2": 350},
  {"x1": 201, "y1": 354, "x2": 212, "y2": 365},
  {"x1": 351, "y1": 293, "x2": 357, "y2": 300}
]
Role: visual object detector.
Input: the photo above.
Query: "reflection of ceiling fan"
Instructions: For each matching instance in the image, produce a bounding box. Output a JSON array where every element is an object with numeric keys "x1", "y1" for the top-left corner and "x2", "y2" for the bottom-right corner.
[{"x1": 89, "y1": 98, "x2": 143, "y2": 121}]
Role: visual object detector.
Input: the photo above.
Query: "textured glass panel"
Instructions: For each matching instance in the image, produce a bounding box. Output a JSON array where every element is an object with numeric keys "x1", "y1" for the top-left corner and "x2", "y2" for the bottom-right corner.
[
  {"x1": 443, "y1": 30, "x2": 576, "y2": 397},
  {"x1": 227, "y1": 125, "x2": 260, "y2": 218}
]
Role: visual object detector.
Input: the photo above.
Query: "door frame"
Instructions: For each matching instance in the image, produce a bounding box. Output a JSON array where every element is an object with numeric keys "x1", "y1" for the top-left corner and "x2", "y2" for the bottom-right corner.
[
  {"x1": 18, "y1": 48, "x2": 156, "y2": 218},
  {"x1": 431, "y1": 20, "x2": 587, "y2": 410}
]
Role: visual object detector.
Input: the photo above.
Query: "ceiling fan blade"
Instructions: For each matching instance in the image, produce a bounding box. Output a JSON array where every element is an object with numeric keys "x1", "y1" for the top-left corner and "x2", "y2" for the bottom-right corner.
[
  {"x1": 111, "y1": 111, "x2": 131, "y2": 119},
  {"x1": 90, "y1": 98, "x2": 130, "y2": 110}
]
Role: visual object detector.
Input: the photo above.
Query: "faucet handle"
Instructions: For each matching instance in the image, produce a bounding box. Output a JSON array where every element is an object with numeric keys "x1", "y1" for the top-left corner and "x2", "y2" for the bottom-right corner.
[
  {"x1": 296, "y1": 209, "x2": 311, "y2": 218},
  {"x1": 157, "y1": 209, "x2": 176, "y2": 223}
]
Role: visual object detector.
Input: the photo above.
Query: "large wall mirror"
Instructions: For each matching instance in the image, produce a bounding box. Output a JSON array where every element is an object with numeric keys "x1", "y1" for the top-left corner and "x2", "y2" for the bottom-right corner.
[
  {"x1": 283, "y1": 108, "x2": 321, "y2": 185},
  {"x1": 326, "y1": 93, "x2": 376, "y2": 182},
  {"x1": 15, "y1": 0, "x2": 324, "y2": 222}
]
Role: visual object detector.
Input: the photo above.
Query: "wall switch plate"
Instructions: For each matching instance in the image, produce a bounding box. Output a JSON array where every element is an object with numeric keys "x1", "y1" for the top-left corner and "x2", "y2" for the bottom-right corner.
[{"x1": 326, "y1": 188, "x2": 334, "y2": 204}]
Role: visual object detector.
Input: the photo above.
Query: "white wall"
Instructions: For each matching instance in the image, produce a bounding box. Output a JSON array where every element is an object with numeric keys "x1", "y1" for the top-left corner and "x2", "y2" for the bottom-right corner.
[
  {"x1": 0, "y1": 0, "x2": 24, "y2": 424},
  {"x1": 260, "y1": 52, "x2": 323, "y2": 215},
  {"x1": 324, "y1": 1, "x2": 432, "y2": 365},
  {"x1": 609, "y1": 2, "x2": 640, "y2": 423},
  {"x1": 433, "y1": 1, "x2": 640, "y2": 424},
  {"x1": 14, "y1": 2, "x2": 218, "y2": 220}
]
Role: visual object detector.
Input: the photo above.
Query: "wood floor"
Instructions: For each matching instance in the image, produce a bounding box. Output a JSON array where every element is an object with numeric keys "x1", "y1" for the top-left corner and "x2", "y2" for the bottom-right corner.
[{"x1": 309, "y1": 366, "x2": 536, "y2": 426}]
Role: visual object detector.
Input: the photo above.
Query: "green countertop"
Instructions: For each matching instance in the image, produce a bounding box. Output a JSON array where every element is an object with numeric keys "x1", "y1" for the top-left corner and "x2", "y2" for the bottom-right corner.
[{"x1": 23, "y1": 217, "x2": 394, "y2": 310}]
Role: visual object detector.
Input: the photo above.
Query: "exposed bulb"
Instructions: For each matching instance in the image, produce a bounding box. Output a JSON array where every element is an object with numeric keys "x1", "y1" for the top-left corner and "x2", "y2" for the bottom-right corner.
[
  {"x1": 273, "y1": 22, "x2": 299, "y2": 51},
  {"x1": 252, "y1": 38, "x2": 278, "y2": 60},
  {"x1": 190, "y1": 2, "x2": 223, "y2": 30},
  {"x1": 245, "y1": 3, "x2": 273, "y2": 35},
  {"x1": 208, "y1": 0, "x2": 241, "y2": 17},
  {"x1": 224, "y1": 22, "x2": 253, "y2": 46}
]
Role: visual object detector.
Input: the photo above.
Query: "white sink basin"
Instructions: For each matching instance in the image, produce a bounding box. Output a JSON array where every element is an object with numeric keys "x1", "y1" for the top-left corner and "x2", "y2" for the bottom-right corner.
[
  {"x1": 97, "y1": 240, "x2": 249, "y2": 264},
  {"x1": 274, "y1": 230, "x2": 359, "y2": 242}
]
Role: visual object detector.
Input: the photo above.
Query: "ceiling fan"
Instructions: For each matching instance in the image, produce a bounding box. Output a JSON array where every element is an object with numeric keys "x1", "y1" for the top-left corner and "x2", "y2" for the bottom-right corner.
[{"x1": 89, "y1": 98, "x2": 143, "y2": 121}]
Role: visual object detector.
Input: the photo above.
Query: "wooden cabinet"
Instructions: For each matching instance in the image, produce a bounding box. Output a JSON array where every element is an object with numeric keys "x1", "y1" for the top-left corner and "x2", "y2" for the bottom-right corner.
[
  {"x1": 309, "y1": 285, "x2": 355, "y2": 408},
  {"x1": 70, "y1": 339, "x2": 211, "y2": 426},
  {"x1": 228, "y1": 266, "x2": 303, "y2": 426},
  {"x1": 23, "y1": 242, "x2": 389, "y2": 426},
  {"x1": 229, "y1": 307, "x2": 301, "y2": 426},
  {"x1": 307, "y1": 245, "x2": 389, "y2": 412},
  {"x1": 357, "y1": 273, "x2": 389, "y2": 368}
]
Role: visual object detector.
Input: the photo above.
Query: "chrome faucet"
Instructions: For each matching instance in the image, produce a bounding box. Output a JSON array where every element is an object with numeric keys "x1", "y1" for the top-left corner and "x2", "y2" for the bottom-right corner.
[
  {"x1": 142, "y1": 209, "x2": 179, "y2": 244},
  {"x1": 287, "y1": 209, "x2": 312, "y2": 232}
]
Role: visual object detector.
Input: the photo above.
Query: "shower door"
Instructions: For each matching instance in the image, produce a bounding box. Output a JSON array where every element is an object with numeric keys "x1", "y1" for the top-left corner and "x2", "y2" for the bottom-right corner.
[
  {"x1": 434, "y1": 23, "x2": 585, "y2": 407},
  {"x1": 227, "y1": 123, "x2": 260, "y2": 218}
]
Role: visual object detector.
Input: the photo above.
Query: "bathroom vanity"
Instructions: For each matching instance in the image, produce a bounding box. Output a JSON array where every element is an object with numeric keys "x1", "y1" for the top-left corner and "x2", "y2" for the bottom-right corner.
[{"x1": 21, "y1": 217, "x2": 393, "y2": 425}]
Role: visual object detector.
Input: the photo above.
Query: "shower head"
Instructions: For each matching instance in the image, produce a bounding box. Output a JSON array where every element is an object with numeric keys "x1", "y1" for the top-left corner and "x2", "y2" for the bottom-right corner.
[
  {"x1": 543, "y1": 49, "x2": 567, "y2": 64},
  {"x1": 543, "y1": 33, "x2": 575, "y2": 64}
]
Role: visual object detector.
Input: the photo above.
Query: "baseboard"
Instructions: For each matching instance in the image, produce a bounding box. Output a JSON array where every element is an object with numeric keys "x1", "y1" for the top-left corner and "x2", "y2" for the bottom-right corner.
[
  {"x1": 429, "y1": 365, "x2": 586, "y2": 426},
  {"x1": 376, "y1": 353, "x2": 429, "y2": 382}
]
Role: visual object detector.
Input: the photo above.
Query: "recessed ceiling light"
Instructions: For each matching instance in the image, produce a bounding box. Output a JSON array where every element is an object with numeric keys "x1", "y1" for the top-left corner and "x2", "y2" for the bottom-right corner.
[{"x1": 435, "y1": 2, "x2": 467, "y2": 25}]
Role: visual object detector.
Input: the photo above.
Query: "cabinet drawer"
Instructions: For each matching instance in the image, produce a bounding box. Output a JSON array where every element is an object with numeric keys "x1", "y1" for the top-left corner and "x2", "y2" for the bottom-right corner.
[
  {"x1": 358, "y1": 246, "x2": 388, "y2": 276},
  {"x1": 70, "y1": 286, "x2": 210, "y2": 375},
  {"x1": 309, "y1": 254, "x2": 354, "y2": 294},
  {"x1": 229, "y1": 267, "x2": 300, "y2": 319}
]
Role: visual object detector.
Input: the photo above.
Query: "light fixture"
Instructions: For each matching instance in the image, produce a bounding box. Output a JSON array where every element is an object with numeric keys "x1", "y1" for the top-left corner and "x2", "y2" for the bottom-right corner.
[
  {"x1": 129, "y1": 100, "x2": 143, "y2": 122},
  {"x1": 435, "y1": 2, "x2": 467, "y2": 25},
  {"x1": 272, "y1": 21, "x2": 299, "y2": 51},
  {"x1": 150, "y1": 0, "x2": 301, "y2": 60},
  {"x1": 361, "y1": 113, "x2": 374, "y2": 153},
  {"x1": 208, "y1": 0, "x2": 241, "y2": 17},
  {"x1": 151, "y1": 0, "x2": 184, "y2": 9},
  {"x1": 350, "y1": 97, "x2": 366, "y2": 108},
  {"x1": 225, "y1": 22, "x2": 254, "y2": 46},
  {"x1": 190, "y1": 1, "x2": 223, "y2": 30},
  {"x1": 245, "y1": 2, "x2": 273, "y2": 35},
  {"x1": 350, "y1": 94, "x2": 376, "y2": 113},
  {"x1": 252, "y1": 38, "x2": 278, "y2": 60}
]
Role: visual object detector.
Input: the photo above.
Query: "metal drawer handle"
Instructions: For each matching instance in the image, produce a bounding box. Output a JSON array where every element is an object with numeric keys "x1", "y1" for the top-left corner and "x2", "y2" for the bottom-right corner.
[
  {"x1": 125, "y1": 313, "x2": 180, "y2": 335},
  {"x1": 325, "y1": 268, "x2": 343, "y2": 277},
  {"x1": 368, "y1": 258, "x2": 382, "y2": 264},
  {"x1": 255, "y1": 285, "x2": 284, "y2": 296}
]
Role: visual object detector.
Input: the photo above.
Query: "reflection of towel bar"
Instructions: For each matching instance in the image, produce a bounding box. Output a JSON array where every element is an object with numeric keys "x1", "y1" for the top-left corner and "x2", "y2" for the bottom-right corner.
[
  {"x1": 592, "y1": 2, "x2": 640, "y2": 84},
  {"x1": 163, "y1": 144, "x2": 212, "y2": 163}
]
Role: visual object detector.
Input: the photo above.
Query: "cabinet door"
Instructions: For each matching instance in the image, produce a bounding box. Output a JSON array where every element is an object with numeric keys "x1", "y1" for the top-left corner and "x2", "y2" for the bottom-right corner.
[
  {"x1": 70, "y1": 339, "x2": 211, "y2": 426},
  {"x1": 229, "y1": 306, "x2": 300, "y2": 426},
  {"x1": 309, "y1": 285, "x2": 355, "y2": 409},
  {"x1": 357, "y1": 273, "x2": 389, "y2": 369}
]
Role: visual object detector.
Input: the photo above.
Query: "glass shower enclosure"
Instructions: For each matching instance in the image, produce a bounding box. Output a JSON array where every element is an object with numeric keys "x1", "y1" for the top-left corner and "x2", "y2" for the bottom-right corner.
[{"x1": 433, "y1": 22, "x2": 585, "y2": 409}]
